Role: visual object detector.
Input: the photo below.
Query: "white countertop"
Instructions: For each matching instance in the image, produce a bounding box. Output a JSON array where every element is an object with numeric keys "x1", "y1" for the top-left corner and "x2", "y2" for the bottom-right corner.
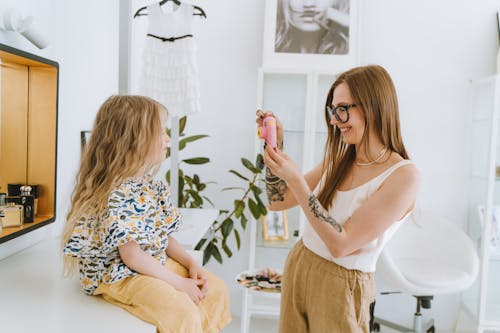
[
  {"x1": 0, "y1": 208, "x2": 219, "y2": 332},
  {"x1": 174, "y1": 208, "x2": 218, "y2": 249},
  {"x1": 0, "y1": 238, "x2": 156, "y2": 333}
]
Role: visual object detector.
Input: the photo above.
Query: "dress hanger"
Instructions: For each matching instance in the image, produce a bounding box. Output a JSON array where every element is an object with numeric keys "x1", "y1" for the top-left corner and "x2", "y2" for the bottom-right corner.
[{"x1": 133, "y1": 0, "x2": 207, "y2": 19}]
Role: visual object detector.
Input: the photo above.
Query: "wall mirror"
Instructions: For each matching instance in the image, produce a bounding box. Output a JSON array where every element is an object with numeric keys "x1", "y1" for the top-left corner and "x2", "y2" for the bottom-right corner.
[{"x1": 0, "y1": 43, "x2": 58, "y2": 243}]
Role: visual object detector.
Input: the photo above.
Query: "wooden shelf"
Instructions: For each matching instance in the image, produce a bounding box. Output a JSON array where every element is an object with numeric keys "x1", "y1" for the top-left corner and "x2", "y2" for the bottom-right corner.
[
  {"x1": 0, "y1": 215, "x2": 55, "y2": 243},
  {"x1": 0, "y1": 43, "x2": 58, "y2": 244}
]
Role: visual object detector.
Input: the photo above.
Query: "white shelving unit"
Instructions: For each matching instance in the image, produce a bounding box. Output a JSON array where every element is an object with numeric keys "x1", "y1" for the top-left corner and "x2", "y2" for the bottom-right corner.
[
  {"x1": 466, "y1": 74, "x2": 500, "y2": 333},
  {"x1": 239, "y1": 68, "x2": 340, "y2": 333}
]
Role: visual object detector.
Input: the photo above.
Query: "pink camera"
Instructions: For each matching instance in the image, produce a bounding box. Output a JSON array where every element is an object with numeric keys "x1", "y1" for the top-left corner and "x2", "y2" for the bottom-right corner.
[{"x1": 257, "y1": 116, "x2": 277, "y2": 148}]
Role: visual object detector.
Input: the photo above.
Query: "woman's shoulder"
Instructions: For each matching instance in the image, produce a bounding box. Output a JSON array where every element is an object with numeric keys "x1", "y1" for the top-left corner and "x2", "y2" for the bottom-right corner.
[{"x1": 382, "y1": 154, "x2": 420, "y2": 189}]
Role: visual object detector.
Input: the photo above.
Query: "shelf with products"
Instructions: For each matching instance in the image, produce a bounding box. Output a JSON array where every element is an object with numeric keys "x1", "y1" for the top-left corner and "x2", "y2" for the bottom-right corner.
[
  {"x1": 239, "y1": 68, "x2": 340, "y2": 333},
  {"x1": 0, "y1": 43, "x2": 58, "y2": 244}
]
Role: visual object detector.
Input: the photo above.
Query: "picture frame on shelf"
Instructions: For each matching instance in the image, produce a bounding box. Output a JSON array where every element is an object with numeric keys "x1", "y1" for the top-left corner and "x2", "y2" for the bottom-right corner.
[
  {"x1": 477, "y1": 205, "x2": 500, "y2": 254},
  {"x1": 262, "y1": 0, "x2": 359, "y2": 71},
  {"x1": 262, "y1": 209, "x2": 289, "y2": 241}
]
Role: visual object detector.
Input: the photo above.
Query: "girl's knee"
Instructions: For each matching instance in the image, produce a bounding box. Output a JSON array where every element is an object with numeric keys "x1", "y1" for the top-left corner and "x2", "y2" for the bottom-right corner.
[
  {"x1": 207, "y1": 274, "x2": 228, "y2": 295},
  {"x1": 174, "y1": 298, "x2": 203, "y2": 327}
]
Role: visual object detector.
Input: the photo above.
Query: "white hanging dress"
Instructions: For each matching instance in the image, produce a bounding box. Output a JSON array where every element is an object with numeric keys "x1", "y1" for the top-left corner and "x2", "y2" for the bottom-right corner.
[{"x1": 139, "y1": 2, "x2": 200, "y2": 117}]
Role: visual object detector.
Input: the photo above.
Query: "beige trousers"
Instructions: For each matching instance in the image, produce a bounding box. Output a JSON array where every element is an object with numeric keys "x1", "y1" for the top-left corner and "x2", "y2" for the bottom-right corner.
[
  {"x1": 279, "y1": 241, "x2": 375, "y2": 333},
  {"x1": 94, "y1": 258, "x2": 231, "y2": 333}
]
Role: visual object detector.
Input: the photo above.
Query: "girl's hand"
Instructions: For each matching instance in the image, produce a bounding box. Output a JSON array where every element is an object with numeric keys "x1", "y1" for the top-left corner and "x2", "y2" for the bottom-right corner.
[
  {"x1": 188, "y1": 262, "x2": 209, "y2": 296},
  {"x1": 264, "y1": 145, "x2": 302, "y2": 183},
  {"x1": 256, "y1": 109, "x2": 284, "y2": 149},
  {"x1": 175, "y1": 277, "x2": 206, "y2": 305}
]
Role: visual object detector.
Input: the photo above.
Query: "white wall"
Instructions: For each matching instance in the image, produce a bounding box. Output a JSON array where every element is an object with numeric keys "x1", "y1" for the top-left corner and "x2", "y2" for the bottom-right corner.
[
  {"x1": 1, "y1": 0, "x2": 499, "y2": 331},
  {"x1": 129, "y1": 0, "x2": 265, "y2": 327},
  {"x1": 0, "y1": 0, "x2": 119, "y2": 258},
  {"x1": 129, "y1": 0, "x2": 500, "y2": 330}
]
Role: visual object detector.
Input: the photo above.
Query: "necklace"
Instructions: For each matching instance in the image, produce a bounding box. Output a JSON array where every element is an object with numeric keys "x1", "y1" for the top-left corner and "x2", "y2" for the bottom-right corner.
[{"x1": 355, "y1": 147, "x2": 388, "y2": 166}]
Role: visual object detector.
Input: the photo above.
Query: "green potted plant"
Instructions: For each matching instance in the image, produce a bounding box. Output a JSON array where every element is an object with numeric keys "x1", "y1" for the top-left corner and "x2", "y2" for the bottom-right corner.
[{"x1": 166, "y1": 116, "x2": 268, "y2": 265}]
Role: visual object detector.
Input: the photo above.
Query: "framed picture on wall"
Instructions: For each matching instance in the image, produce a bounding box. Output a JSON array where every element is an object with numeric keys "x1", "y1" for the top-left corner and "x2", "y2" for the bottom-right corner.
[
  {"x1": 262, "y1": 209, "x2": 289, "y2": 241},
  {"x1": 80, "y1": 130, "x2": 91, "y2": 152},
  {"x1": 497, "y1": 11, "x2": 500, "y2": 43},
  {"x1": 262, "y1": 0, "x2": 359, "y2": 71}
]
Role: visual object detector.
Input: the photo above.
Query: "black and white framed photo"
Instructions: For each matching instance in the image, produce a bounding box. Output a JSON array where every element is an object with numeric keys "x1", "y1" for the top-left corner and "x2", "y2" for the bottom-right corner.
[
  {"x1": 262, "y1": 210, "x2": 289, "y2": 241},
  {"x1": 262, "y1": 0, "x2": 359, "y2": 71}
]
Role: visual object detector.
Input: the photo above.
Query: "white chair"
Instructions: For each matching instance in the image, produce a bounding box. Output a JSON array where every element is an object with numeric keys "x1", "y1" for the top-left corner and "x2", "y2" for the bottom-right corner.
[{"x1": 373, "y1": 212, "x2": 479, "y2": 333}]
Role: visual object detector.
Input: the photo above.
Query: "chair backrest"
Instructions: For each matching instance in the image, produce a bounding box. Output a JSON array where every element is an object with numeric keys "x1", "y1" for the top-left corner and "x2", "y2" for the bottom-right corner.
[{"x1": 376, "y1": 211, "x2": 479, "y2": 295}]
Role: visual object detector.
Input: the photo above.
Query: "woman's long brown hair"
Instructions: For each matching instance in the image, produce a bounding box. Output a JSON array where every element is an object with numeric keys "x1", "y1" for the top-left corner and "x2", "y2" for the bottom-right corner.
[
  {"x1": 62, "y1": 95, "x2": 165, "y2": 275},
  {"x1": 317, "y1": 65, "x2": 409, "y2": 209}
]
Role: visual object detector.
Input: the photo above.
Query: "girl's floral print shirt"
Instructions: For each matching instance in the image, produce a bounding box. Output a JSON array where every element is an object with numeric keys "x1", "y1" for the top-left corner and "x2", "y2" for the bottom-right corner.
[{"x1": 63, "y1": 178, "x2": 181, "y2": 295}]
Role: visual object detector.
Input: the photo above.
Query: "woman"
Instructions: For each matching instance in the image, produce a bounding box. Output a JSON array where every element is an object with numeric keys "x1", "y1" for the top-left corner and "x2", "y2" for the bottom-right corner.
[
  {"x1": 275, "y1": 0, "x2": 350, "y2": 54},
  {"x1": 258, "y1": 65, "x2": 419, "y2": 332}
]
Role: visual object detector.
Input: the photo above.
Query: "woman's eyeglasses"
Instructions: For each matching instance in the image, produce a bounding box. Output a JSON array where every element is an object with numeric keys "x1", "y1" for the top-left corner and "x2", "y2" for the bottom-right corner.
[{"x1": 326, "y1": 104, "x2": 356, "y2": 123}]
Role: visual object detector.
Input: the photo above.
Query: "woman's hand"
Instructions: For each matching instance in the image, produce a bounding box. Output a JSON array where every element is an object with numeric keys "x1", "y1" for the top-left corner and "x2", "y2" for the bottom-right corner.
[
  {"x1": 188, "y1": 261, "x2": 209, "y2": 296},
  {"x1": 256, "y1": 109, "x2": 284, "y2": 149},
  {"x1": 175, "y1": 277, "x2": 206, "y2": 305},
  {"x1": 314, "y1": 7, "x2": 349, "y2": 29},
  {"x1": 264, "y1": 145, "x2": 302, "y2": 184}
]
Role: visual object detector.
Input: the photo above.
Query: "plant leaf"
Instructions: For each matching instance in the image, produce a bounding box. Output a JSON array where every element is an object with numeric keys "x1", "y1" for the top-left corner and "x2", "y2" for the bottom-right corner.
[
  {"x1": 211, "y1": 242, "x2": 223, "y2": 264},
  {"x1": 202, "y1": 196, "x2": 215, "y2": 207},
  {"x1": 248, "y1": 198, "x2": 260, "y2": 219},
  {"x1": 203, "y1": 243, "x2": 212, "y2": 265},
  {"x1": 183, "y1": 157, "x2": 210, "y2": 165},
  {"x1": 242, "y1": 158, "x2": 260, "y2": 173},
  {"x1": 259, "y1": 203, "x2": 267, "y2": 215},
  {"x1": 234, "y1": 200, "x2": 245, "y2": 218},
  {"x1": 240, "y1": 215, "x2": 248, "y2": 230},
  {"x1": 179, "y1": 135, "x2": 209, "y2": 150},
  {"x1": 229, "y1": 170, "x2": 249, "y2": 181},
  {"x1": 179, "y1": 116, "x2": 187, "y2": 135},
  {"x1": 222, "y1": 186, "x2": 245, "y2": 192},
  {"x1": 221, "y1": 218, "x2": 234, "y2": 238},
  {"x1": 222, "y1": 243, "x2": 233, "y2": 258},
  {"x1": 195, "y1": 238, "x2": 207, "y2": 251},
  {"x1": 184, "y1": 175, "x2": 193, "y2": 186},
  {"x1": 178, "y1": 175, "x2": 185, "y2": 206},
  {"x1": 256, "y1": 153, "x2": 265, "y2": 170},
  {"x1": 251, "y1": 184, "x2": 262, "y2": 195},
  {"x1": 234, "y1": 229, "x2": 241, "y2": 250}
]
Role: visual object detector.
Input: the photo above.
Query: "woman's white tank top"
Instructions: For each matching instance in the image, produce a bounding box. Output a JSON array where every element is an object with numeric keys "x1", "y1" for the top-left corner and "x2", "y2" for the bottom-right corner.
[{"x1": 302, "y1": 159, "x2": 414, "y2": 272}]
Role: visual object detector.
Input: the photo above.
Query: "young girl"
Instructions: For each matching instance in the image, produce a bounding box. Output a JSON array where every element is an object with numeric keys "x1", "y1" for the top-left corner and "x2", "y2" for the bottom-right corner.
[
  {"x1": 258, "y1": 65, "x2": 420, "y2": 332},
  {"x1": 62, "y1": 95, "x2": 231, "y2": 333}
]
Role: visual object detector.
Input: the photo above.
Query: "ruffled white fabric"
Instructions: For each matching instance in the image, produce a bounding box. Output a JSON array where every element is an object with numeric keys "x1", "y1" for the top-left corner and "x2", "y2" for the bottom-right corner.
[{"x1": 139, "y1": 3, "x2": 200, "y2": 117}]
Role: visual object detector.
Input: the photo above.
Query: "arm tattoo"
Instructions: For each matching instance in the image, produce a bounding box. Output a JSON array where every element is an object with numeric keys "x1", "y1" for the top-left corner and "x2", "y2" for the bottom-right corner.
[
  {"x1": 308, "y1": 194, "x2": 343, "y2": 233},
  {"x1": 265, "y1": 167, "x2": 287, "y2": 202}
]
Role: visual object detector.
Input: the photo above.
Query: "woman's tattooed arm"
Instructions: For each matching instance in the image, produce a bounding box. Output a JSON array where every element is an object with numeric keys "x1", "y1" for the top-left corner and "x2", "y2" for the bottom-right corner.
[
  {"x1": 265, "y1": 167, "x2": 287, "y2": 202},
  {"x1": 308, "y1": 194, "x2": 343, "y2": 233}
]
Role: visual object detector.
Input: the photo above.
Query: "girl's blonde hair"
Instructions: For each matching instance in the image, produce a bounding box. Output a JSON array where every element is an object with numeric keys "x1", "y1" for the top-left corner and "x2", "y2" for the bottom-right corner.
[
  {"x1": 62, "y1": 95, "x2": 166, "y2": 275},
  {"x1": 318, "y1": 65, "x2": 409, "y2": 209}
]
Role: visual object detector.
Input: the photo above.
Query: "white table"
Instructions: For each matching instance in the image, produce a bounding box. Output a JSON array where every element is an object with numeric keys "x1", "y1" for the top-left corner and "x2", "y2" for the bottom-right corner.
[{"x1": 174, "y1": 208, "x2": 218, "y2": 249}]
